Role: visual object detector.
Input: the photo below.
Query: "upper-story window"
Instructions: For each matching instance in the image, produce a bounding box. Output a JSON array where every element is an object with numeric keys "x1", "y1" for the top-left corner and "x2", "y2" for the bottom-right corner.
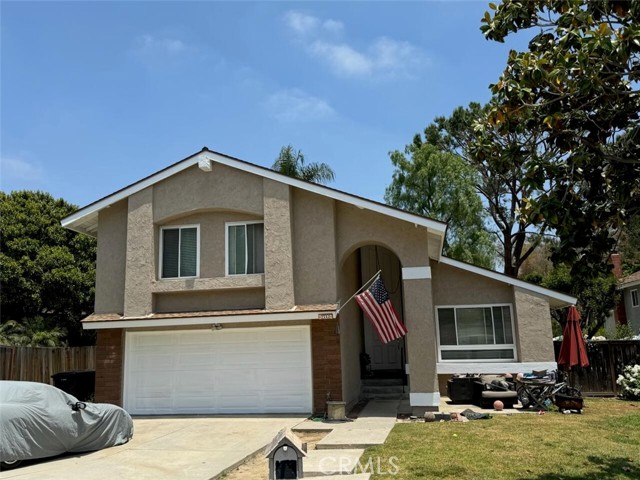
[
  {"x1": 436, "y1": 304, "x2": 516, "y2": 361},
  {"x1": 226, "y1": 221, "x2": 264, "y2": 275},
  {"x1": 160, "y1": 225, "x2": 199, "y2": 279}
]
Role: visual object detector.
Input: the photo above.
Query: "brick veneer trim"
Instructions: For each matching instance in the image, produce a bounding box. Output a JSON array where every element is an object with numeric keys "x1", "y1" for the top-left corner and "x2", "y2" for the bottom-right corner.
[
  {"x1": 311, "y1": 319, "x2": 343, "y2": 414},
  {"x1": 95, "y1": 329, "x2": 124, "y2": 406}
]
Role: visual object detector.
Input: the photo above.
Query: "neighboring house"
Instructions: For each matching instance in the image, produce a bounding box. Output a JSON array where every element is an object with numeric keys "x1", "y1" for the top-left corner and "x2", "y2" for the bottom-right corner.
[
  {"x1": 618, "y1": 271, "x2": 640, "y2": 334},
  {"x1": 62, "y1": 148, "x2": 576, "y2": 416},
  {"x1": 607, "y1": 255, "x2": 640, "y2": 335}
]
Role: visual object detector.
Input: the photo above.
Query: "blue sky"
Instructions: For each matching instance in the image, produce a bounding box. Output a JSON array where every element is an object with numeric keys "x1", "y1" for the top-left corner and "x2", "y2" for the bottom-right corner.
[{"x1": 1, "y1": 1, "x2": 531, "y2": 208}]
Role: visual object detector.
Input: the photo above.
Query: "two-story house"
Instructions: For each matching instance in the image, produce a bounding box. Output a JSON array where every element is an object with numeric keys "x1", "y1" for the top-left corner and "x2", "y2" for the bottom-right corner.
[{"x1": 62, "y1": 148, "x2": 576, "y2": 416}]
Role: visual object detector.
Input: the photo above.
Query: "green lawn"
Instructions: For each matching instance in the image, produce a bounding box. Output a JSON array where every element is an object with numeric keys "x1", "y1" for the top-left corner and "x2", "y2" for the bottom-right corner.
[{"x1": 362, "y1": 398, "x2": 640, "y2": 480}]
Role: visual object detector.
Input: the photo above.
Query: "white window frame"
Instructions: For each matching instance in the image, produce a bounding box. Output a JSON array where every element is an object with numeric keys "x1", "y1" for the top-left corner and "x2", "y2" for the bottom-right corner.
[
  {"x1": 158, "y1": 224, "x2": 200, "y2": 279},
  {"x1": 632, "y1": 289, "x2": 639, "y2": 308},
  {"x1": 435, "y1": 303, "x2": 517, "y2": 363},
  {"x1": 225, "y1": 221, "x2": 265, "y2": 276}
]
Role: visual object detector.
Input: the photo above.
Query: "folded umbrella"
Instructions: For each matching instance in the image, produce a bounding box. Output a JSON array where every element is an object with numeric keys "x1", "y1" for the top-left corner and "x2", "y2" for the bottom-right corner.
[{"x1": 558, "y1": 305, "x2": 589, "y2": 369}]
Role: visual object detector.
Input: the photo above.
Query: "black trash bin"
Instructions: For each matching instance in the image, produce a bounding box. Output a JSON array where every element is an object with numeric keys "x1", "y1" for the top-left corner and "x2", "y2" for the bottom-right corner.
[{"x1": 51, "y1": 370, "x2": 96, "y2": 401}]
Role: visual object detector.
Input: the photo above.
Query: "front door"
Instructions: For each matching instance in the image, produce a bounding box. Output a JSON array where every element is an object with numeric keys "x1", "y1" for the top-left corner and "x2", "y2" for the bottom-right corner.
[
  {"x1": 363, "y1": 318, "x2": 403, "y2": 370},
  {"x1": 360, "y1": 245, "x2": 404, "y2": 371}
]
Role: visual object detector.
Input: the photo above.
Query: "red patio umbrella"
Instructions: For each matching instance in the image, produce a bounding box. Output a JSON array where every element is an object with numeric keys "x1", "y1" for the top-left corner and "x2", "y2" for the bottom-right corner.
[{"x1": 557, "y1": 305, "x2": 590, "y2": 369}]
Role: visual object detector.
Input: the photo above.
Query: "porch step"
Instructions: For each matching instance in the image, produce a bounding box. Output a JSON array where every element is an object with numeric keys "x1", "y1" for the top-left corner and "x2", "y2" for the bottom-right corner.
[
  {"x1": 361, "y1": 392, "x2": 408, "y2": 400},
  {"x1": 361, "y1": 385, "x2": 405, "y2": 395},
  {"x1": 361, "y1": 378, "x2": 403, "y2": 387}
]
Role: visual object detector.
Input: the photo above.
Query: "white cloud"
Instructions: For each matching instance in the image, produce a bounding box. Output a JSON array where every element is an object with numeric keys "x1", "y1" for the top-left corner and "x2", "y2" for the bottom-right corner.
[
  {"x1": 0, "y1": 157, "x2": 44, "y2": 182},
  {"x1": 310, "y1": 41, "x2": 372, "y2": 77},
  {"x1": 265, "y1": 89, "x2": 334, "y2": 122},
  {"x1": 284, "y1": 11, "x2": 320, "y2": 36},
  {"x1": 322, "y1": 19, "x2": 344, "y2": 35},
  {"x1": 131, "y1": 34, "x2": 187, "y2": 57},
  {"x1": 283, "y1": 10, "x2": 426, "y2": 79}
]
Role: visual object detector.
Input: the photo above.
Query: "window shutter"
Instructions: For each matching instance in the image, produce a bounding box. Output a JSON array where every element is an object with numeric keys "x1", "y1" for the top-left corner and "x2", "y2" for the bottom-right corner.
[
  {"x1": 179, "y1": 228, "x2": 198, "y2": 277},
  {"x1": 162, "y1": 229, "x2": 180, "y2": 278}
]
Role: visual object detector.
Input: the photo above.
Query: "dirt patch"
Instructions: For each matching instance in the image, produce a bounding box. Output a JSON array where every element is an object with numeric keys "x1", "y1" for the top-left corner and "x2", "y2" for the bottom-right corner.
[{"x1": 220, "y1": 431, "x2": 329, "y2": 480}]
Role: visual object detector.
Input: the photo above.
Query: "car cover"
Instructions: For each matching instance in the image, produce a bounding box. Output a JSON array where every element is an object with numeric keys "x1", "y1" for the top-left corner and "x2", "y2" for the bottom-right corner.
[{"x1": 0, "y1": 381, "x2": 133, "y2": 463}]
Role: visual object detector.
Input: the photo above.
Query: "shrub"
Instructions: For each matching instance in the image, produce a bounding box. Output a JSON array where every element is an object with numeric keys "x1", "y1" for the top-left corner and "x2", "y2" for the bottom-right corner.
[
  {"x1": 617, "y1": 364, "x2": 640, "y2": 400},
  {"x1": 606, "y1": 324, "x2": 636, "y2": 340}
]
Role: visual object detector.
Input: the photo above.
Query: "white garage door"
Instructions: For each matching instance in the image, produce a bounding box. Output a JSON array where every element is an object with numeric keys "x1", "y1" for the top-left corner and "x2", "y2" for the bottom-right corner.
[{"x1": 124, "y1": 326, "x2": 312, "y2": 415}]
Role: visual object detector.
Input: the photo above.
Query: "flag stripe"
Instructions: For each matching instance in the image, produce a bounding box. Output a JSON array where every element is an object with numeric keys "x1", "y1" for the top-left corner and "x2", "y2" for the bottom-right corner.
[
  {"x1": 357, "y1": 292, "x2": 391, "y2": 342},
  {"x1": 355, "y1": 278, "x2": 407, "y2": 344}
]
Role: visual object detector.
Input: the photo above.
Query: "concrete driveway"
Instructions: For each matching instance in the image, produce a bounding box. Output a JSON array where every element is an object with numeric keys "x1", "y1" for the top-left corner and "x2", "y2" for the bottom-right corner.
[{"x1": 0, "y1": 415, "x2": 307, "y2": 480}]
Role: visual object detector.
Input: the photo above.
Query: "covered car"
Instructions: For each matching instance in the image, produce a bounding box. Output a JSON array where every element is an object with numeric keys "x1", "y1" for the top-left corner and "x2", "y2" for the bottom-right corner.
[{"x1": 0, "y1": 381, "x2": 133, "y2": 469}]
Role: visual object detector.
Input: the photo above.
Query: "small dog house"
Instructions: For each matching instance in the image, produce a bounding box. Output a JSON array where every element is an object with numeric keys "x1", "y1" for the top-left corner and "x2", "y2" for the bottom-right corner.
[{"x1": 265, "y1": 427, "x2": 306, "y2": 479}]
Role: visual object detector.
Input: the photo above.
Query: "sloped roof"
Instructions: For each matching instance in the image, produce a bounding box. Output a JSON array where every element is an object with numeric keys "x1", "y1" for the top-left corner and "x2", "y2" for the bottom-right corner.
[
  {"x1": 440, "y1": 256, "x2": 577, "y2": 308},
  {"x1": 61, "y1": 148, "x2": 447, "y2": 243},
  {"x1": 620, "y1": 270, "x2": 640, "y2": 288}
]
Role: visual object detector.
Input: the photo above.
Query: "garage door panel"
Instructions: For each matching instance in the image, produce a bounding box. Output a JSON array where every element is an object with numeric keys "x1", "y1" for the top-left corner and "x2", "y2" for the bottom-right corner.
[
  {"x1": 125, "y1": 326, "x2": 312, "y2": 414},
  {"x1": 174, "y1": 352, "x2": 216, "y2": 368},
  {"x1": 129, "y1": 353, "x2": 173, "y2": 371}
]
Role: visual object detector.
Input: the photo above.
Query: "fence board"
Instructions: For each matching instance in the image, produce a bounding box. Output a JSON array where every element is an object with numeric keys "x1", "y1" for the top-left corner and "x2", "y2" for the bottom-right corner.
[
  {"x1": 0, "y1": 345, "x2": 96, "y2": 384},
  {"x1": 554, "y1": 340, "x2": 640, "y2": 395}
]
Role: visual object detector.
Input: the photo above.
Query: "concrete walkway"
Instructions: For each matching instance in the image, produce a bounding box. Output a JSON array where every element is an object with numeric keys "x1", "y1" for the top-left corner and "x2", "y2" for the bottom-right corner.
[
  {"x1": 0, "y1": 415, "x2": 306, "y2": 480},
  {"x1": 293, "y1": 400, "x2": 399, "y2": 478}
]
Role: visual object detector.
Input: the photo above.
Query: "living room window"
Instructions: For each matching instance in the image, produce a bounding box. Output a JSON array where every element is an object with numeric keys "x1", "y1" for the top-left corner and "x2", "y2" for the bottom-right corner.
[
  {"x1": 160, "y1": 225, "x2": 199, "y2": 279},
  {"x1": 226, "y1": 221, "x2": 264, "y2": 275},
  {"x1": 436, "y1": 305, "x2": 516, "y2": 361}
]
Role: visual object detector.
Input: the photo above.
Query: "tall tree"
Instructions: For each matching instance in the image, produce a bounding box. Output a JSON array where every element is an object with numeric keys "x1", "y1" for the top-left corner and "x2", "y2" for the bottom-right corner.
[
  {"x1": 420, "y1": 102, "x2": 556, "y2": 277},
  {"x1": 481, "y1": 0, "x2": 640, "y2": 277},
  {"x1": 385, "y1": 142, "x2": 496, "y2": 268},
  {"x1": 0, "y1": 191, "x2": 96, "y2": 346},
  {"x1": 272, "y1": 145, "x2": 335, "y2": 184},
  {"x1": 619, "y1": 215, "x2": 640, "y2": 275}
]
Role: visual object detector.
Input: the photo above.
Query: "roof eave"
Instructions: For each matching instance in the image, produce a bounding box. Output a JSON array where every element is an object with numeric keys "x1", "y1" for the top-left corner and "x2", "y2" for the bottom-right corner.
[
  {"x1": 439, "y1": 256, "x2": 577, "y2": 308},
  {"x1": 61, "y1": 148, "x2": 447, "y2": 243}
]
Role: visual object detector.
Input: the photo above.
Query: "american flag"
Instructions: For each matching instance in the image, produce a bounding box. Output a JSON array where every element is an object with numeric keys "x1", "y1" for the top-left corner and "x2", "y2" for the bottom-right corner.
[{"x1": 356, "y1": 277, "x2": 407, "y2": 344}]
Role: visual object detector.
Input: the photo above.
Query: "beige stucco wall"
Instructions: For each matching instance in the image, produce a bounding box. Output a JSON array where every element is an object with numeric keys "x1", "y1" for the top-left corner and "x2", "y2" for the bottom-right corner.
[
  {"x1": 124, "y1": 188, "x2": 155, "y2": 317},
  {"x1": 154, "y1": 289, "x2": 265, "y2": 313},
  {"x1": 291, "y1": 188, "x2": 338, "y2": 304},
  {"x1": 153, "y1": 164, "x2": 263, "y2": 222},
  {"x1": 263, "y1": 179, "x2": 295, "y2": 309},
  {"x1": 431, "y1": 262, "x2": 514, "y2": 306},
  {"x1": 404, "y1": 277, "x2": 438, "y2": 406},
  {"x1": 335, "y1": 203, "x2": 437, "y2": 410},
  {"x1": 339, "y1": 249, "x2": 364, "y2": 408},
  {"x1": 156, "y1": 211, "x2": 262, "y2": 279},
  {"x1": 431, "y1": 261, "x2": 555, "y2": 364},
  {"x1": 336, "y1": 203, "x2": 431, "y2": 268},
  {"x1": 95, "y1": 200, "x2": 128, "y2": 314},
  {"x1": 513, "y1": 288, "x2": 555, "y2": 362}
]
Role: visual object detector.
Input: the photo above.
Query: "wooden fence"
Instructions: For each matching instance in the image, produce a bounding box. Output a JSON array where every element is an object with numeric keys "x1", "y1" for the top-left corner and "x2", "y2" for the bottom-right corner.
[
  {"x1": 0, "y1": 345, "x2": 96, "y2": 384},
  {"x1": 554, "y1": 340, "x2": 640, "y2": 395}
]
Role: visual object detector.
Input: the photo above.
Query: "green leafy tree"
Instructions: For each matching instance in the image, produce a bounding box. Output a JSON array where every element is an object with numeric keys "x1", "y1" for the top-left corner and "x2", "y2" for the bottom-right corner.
[
  {"x1": 522, "y1": 259, "x2": 619, "y2": 338},
  {"x1": 420, "y1": 102, "x2": 556, "y2": 277},
  {"x1": 272, "y1": 145, "x2": 335, "y2": 184},
  {"x1": 385, "y1": 142, "x2": 496, "y2": 268},
  {"x1": 481, "y1": 0, "x2": 640, "y2": 277},
  {"x1": 619, "y1": 215, "x2": 640, "y2": 275},
  {"x1": 0, "y1": 191, "x2": 96, "y2": 346}
]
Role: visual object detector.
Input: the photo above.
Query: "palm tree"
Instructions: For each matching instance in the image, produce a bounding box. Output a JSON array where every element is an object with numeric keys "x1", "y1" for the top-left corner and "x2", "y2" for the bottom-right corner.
[
  {"x1": 0, "y1": 318, "x2": 66, "y2": 347},
  {"x1": 272, "y1": 145, "x2": 335, "y2": 185}
]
